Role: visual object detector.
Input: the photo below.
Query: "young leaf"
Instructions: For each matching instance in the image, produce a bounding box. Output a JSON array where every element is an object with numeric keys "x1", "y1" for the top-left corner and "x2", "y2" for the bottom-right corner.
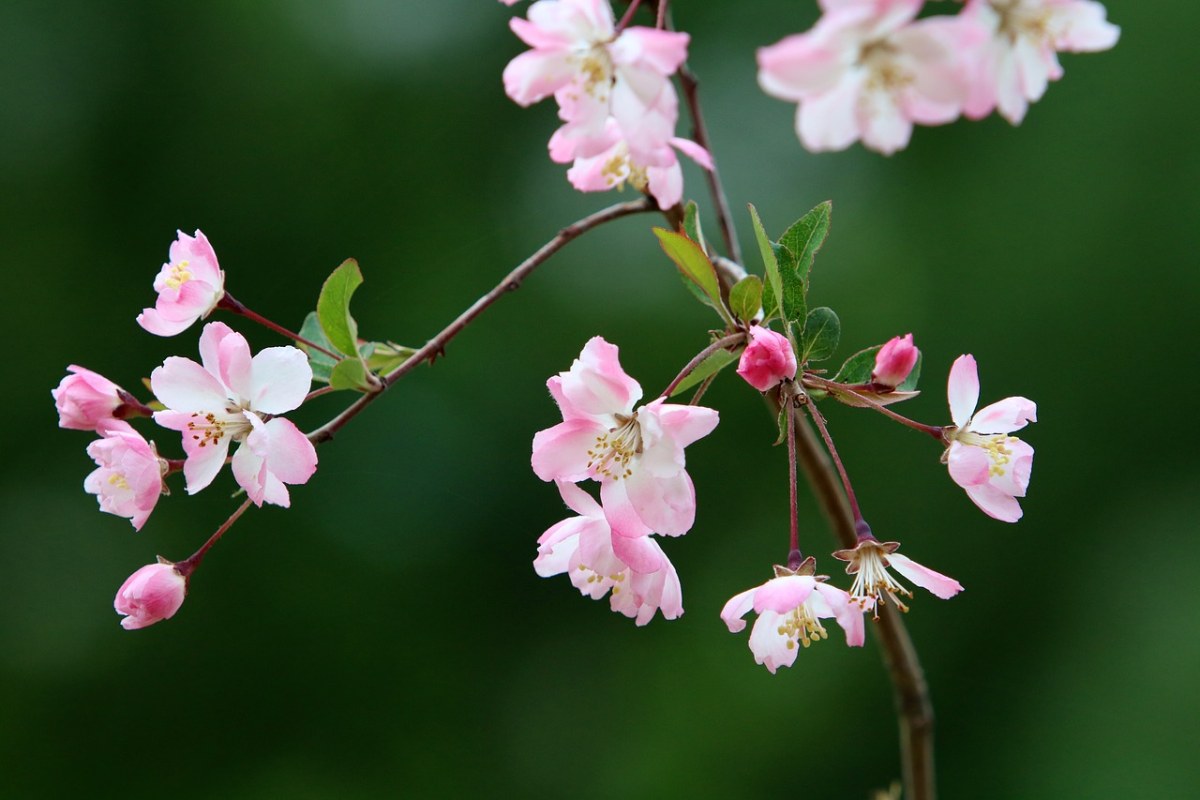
[
  {"x1": 670, "y1": 349, "x2": 739, "y2": 397},
  {"x1": 800, "y1": 307, "x2": 841, "y2": 363},
  {"x1": 364, "y1": 342, "x2": 417, "y2": 375},
  {"x1": 779, "y1": 201, "x2": 831, "y2": 291},
  {"x1": 317, "y1": 259, "x2": 364, "y2": 357},
  {"x1": 832, "y1": 344, "x2": 884, "y2": 385},
  {"x1": 328, "y1": 358, "x2": 375, "y2": 392},
  {"x1": 748, "y1": 204, "x2": 783, "y2": 322},
  {"x1": 729, "y1": 275, "x2": 763, "y2": 324},
  {"x1": 653, "y1": 228, "x2": 727, "y2": 320},
  {"x1": 898, "y1": 351, "x2": 922, "y2": 392},
  {"x1": 297, "y1": 311, "x2": 338, "y2": 384},
  {"x1": 773, "y1": 242, "x2": 807, "y2": 325},
  {"x1": 683, "y1": 201, "x2": 708, "y2": 255}
]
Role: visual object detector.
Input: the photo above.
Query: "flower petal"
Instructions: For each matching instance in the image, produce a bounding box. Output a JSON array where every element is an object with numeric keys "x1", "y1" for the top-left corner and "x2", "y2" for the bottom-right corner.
[
  {"x1": 248, "y1": 347, "x2": 313, "y2": 414},
  {"x1": 965, "y1": 482, "x2": 1023, "y2": 523},
  {"x1": 970, "y1": 396, "x2": 1036, "y2": 434},
  {"x1": 887, "y1": 553, "x2": 963, "y2": 600},
  {"x1": 947, "y1": 354, "x2": 980, "y2": 428},
  {"x1": 150, "y1": 358, "x2": 229, "y2": 413},
  {"x1": 720, "y1": 586, "x2": 758, "y2": 633}
]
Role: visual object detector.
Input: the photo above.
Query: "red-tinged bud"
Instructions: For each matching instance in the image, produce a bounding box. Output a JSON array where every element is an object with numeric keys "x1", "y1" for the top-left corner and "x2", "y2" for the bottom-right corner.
[
  {"x1": 871, "y1": 333, "x2": 918, "y2": 389},
  {"x1": 737, "y1": 326, "x2": 797, "y2": 392},
  {"x1": 114, "y1": 562, "x2": 187, "y2": 630}
]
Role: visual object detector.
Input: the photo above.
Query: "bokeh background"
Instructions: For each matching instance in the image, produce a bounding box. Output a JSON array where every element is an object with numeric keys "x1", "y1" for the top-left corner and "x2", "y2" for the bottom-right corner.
[{"x1": 3, "y1": 1, "x2": 1195, "y2": 797}]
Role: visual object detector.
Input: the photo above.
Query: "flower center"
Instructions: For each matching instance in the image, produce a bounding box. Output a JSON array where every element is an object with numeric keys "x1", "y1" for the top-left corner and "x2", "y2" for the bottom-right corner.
[
  {"x1": 778, "y1": 603, "x2": 828, "y2": 650},
  {"x1": 586, "y1": 412, "x2": 643, "y2": 480},
  {"x1": 849, "y1": 547, "x2": 911, "y2": 617},
  {"x1": 955, "y1": 430, "x2": 1017, "y2": 477},
  {"x1": 165, "y1": 260, "x2": 193, "y2": 290},
  {"x1": 106, "y1": 472, "x2": 131, "y2": 492},
  {"x1": 598, "y1": 145, "x2": 649, "y2": 193},
  {"x1": 860, "y1": 40, "x2": 913, "y2": 93},
  {"x1": 991, "y1": 0, "x2": 1053, "y2": 45},
  {"x1": 575, "y1": 563, "x2": 627, "y2": 594},
  {"x1": 184, "y1": 407, "x2": 254, "y2": 449}
]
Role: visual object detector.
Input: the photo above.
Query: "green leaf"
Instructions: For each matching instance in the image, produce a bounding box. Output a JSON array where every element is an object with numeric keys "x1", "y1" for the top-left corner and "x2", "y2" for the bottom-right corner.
[
  {"x1": 669, "y1": 348, "x2": 738, "y2": 397},
  {"x1": 729, "y1": 275, "x2": 763, "y2": 324},
  {"x1": 328, "y1": 357, "x2": 375, "y2": 392},
  {"x1": 297, "y1": 311, "x2": 338, "y2": 384},
  {"x1": 778, "y1": 201, "x2": 831, "y2": 291},
  {"x1": 683, "y1": 201, "x2": 707, "y2": 255},
  {"x1": 832, "y1": 344, "x2": 883, "y2": 385},
  {"x1": 800, "y1": 307, "x2": 841, "y2": 363},
  {"x1": 773, "y1": 242, "x2": 807, "y2": 325},
  {"x1": 364, "y1": 341, "x2": 417, "y2": 375},
  {"x1": 653, "y1": 228, "x2": 727, "y2": 319},
  {"x1": 898, "y1": 350, "x2": 922, "y2": 392},
  {"x1": 749, "y1": 204, "x2": 783, "y2": 322},
  {"x1": 317, "y1": 259, "x2": 364, "y2": 357}
]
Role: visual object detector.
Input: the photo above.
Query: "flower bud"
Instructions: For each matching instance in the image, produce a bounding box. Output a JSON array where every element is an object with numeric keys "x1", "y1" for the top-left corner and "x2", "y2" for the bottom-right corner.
[
  {"x1": 52, "y1": 366, "x2": 124, "y2": 431},
  {"x1": 736, "y1": 326, "x2": 797, "y2": 392},
  {"x1": 871, "y1": 333, "x2": 918, "y2": 389},
  {"x1": 84, "y1": 422, "x2": 166, "y2": 531},
  {"x1": 114, "y1": 562, "x2": 187, "y2": 630}
]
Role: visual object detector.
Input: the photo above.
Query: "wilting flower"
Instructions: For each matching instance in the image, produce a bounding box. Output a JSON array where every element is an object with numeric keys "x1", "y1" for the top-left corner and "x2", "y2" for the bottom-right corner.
[
  {"x1": 943, "y1": 354, "x2": 1036, "y2": 522},
  {"x1": 137, "y1": 229, "x2": 226, "y2": 337},
  {"x1": 532, "y1": 336, "x2": 718, "y2": 536},
  {"x1": 720, "y1": 563, "x2": 865, "y2": 673},
  {"x1": 52, "y1": 366, "x2": 127, "y2": 431},
  {"x1": 114, "y1": 561, "x2": 188, "y2": 630},
  {"x1": 832, "y1": 538, "x2": 962, "y2": 616},
  {"x1": 757, "y1": 0, "x2": 973, "y2": 154},
  {"x1": 737, "y1": 325, "x2": 797, "y2": 392},
  {"x1": 871, "y1": 333, "x2": 919, "y2": 389},
  {"x1": 960, "y1": 0, "x2": 1120, "y2": 124},
  {"x1": 151, "y1": 322, "x2": 317, "y2": 507},
  {"x1": 535, "y1": 481, "x2": 682, "y2": 625},
  {"x1": 84, "y1": 421, "x2": 167, "y2": 531}
]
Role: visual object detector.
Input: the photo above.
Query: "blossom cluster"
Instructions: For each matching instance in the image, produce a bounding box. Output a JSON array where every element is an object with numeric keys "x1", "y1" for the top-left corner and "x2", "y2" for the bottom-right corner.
[
  {"x1": 53, "y1": 230, "x2": 318, "y2": 629},
  {"x1": 758, "y1": 0, "x2": 1119, "y2": 154},
  {"x1": 501, "y1": 0, "x2": 712, "y2": 208}
]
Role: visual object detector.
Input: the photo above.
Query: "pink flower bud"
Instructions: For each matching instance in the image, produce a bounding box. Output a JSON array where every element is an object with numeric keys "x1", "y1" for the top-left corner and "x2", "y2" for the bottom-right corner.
[
  {"x1": 872, "y1": 333, "x2": 919, "y2": 389},
  {"x1": 52, "y1": 366, "x2": 125, "y2": 431},
  {"x1": 114, "y1": 562, "x2": 187, "y2": 630},
  {"x1": 736, "y1": 326, "x2": 797, "y2": 392}
]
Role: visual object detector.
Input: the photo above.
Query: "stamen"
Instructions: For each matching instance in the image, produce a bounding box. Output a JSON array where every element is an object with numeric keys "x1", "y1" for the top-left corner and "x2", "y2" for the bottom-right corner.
[
  {"x1": 585, "y1": 413, "x2": 642, "y2": 480},
  {"x1": 164, "y1": 260, "x2": 193, "y2": 290}
]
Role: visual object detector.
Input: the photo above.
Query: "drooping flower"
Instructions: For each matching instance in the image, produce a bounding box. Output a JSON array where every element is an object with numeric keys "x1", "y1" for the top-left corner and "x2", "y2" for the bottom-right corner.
[
  {"x1": 757, "y1": 0, "x2": 974, "y2": 154},
  {"x1": 832, "y1": 538, "x2": 962, "y2": 616},
  {"x1": 84, "y1": 421, "x2": 167, "y2": 531},
  {"x1": 960, "y1": 0, "x2": 1120, "y2": 124},
  {"x1": 535, "y1": 481, "x2": 682, "y2": 625},
  {"x1": 720, "y1": 561, "x2": 865, "y2": 674},
  {"x1": 737, "y1": 325, "x2": 797, "y2": 392},
  {"x1": 871, "y1": 333, "x2": 919, "y2": 389},
  {"x1": 137, "y1": 230, "x2": 226, "y2": 337},
  {"x1": 52, "y1": 365, "x2": 128, "y2": 431},
  {"x1": 114, "y1": 561, "x2": 188, "y2": 630},
  {"x1": 151, "y1": 321, "x2": 317, "y2": 507},
  {"x1": 531, "y1": 336, "x2": 719, "y2": 536},
  {"x1": 943, "y1": 354, "x2": 1036, "y2": 522}
]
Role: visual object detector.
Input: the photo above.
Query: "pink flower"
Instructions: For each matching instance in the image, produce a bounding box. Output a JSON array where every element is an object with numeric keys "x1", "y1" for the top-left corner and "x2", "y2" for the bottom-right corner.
[
  {"x1": 151, "y1": 322, "x2": 317, "y2": 507},
  {"x1": 531, "y1": 337, "x2": 719, "y2": 536},
  {"x1": 736, "y1": 326, "x2": 797, "y2": 392},
  {"x1": 52, "y1": 365, "x2": 127, "y2": 431},
  {"x1": 757, "y1": 0, "x2": 973, "y2": 154},
  {"x1": 137, "y1": 230, "x2": 226, "y2": 337},
  {"x1": 84, "y1": 421, "x2": 167, "y2": 531},
  {"x1": 535, "y1": 481, "x2": 682, "y2": 625},
  {"x1": 720, "y1": 563, "x2": 865, "y2": 673},
  {"x1": 114, "y1": 562, "x2": 188, "y2": 630},
  {"x1": 961, "y1": 0, "x2": 1119, "y2": 124},
  {"x1": 943, "y1": 354, "x2": 1036, "y2": 522},
  {"x1": 871, "y1": 333, "x2": 919, "y2": 389},
  {"x1": 832, "y1": 538, "x2": 962, "y2": 616}
]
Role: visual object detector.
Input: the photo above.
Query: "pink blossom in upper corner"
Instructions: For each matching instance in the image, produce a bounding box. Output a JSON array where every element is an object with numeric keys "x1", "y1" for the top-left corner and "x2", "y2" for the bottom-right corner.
[
  {"x1": 871, "y1": 333, "x2": 919, "y2": 389},
  {"x1": 114, "y1": 562, "x2": 188, "y2": 630},
  {"x1": 531, "y1": 336, "x2": 719, "y2": 536},
  {"x1": 943, "y1": 354, "x2": 1036, "y2": 523},
  {"x1": 737, "y1": 325, "x2": 797, "y2": 392},
  {"x1": 535, "y1": 481, "x2": 682, "y2": 625},
  {"x1": 720, "y1": 563, "x2": 865, "y2": 674},
  {"x1": 960, "y1": 0, "x2": 1119, "y2": 125},
  {"x1": 832, "y1": 538, "x2": 962, "y2": 616},
  {"x1": 84, "y1": 421, "x2": 167, "y2": 531},
  {"x1": 151, "y1": 321, "x2": 317, "y2": 507},
  {"x1": 52, "y1": 366, "x2": 127, "y2": 431},
  {"x1": 498, "y1": 0, "x2": 521, "y2": 5},
  {"x1": 757, "y1": 0, "x2": 977, "y2": 155},
  {"x1": 137, "y1": 230, "x2": 226, "y2": 337}
]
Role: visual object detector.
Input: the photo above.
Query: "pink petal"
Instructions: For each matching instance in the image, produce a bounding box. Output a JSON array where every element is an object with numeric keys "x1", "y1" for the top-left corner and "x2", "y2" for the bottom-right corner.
[
  {"x1": 965, "y1": 482, "x2": 1023, "y2": 523},
  {"x1": 248, "y1": 347, "x2": 312, "y2": 414},
  {"x1": 259, "y1": 417, "x2": 317, "y2": 485},
  {"x1": 670, "y1": 137, "x2": 713, "y2": 171},
  {"x1": 947, "y1": 354, "x2": 980, "y2": 428},
  {"x1": 170, "y1": 230, "x2": 222, "y2": 286},
  {"x1": 814, "y1": 583, "x2": 865, "y2": 647},
  {"x1": 150, "y1": 357, "x2": 229, "y2": 412},
  {"x1": 757, "y1": 33, "x2": 846, "y2": 101},
  {"x1": 502, "y1": 50, "x2": 576, "y2": 106},
  {"x1": 216, "y1": 328, "x2": 254, "y2": 402},
  {"x1": 231, "y1": 438, "x2": 268, "y2": 507},
  {"x1": 556, "y1": 479, "x2": 601, "y2": 519},
  {"x1": 753, "y1": 575, "x2": 815, "y2": 615},
  {"x1": 887, "y1": 553, "x2": 963, "y2": 600},
  {"x1": 970, "y1": 396, "x2": 1036, "y2": 434},
  {"x1": 646, "y1": 160, "x2": 684, "y2": 211},
  {"x1": 946, "y1": 441, "x2": 991, "y2": 489},
  {"x1": 799, "y1": 69, "x2": 866, "y2": 152},
  {"x1": 136, "y1": 308, "x2": 193, "y2": 337},
  {"x1": 644, "y1": 400, "x2": 720, "y2": 449},
  {"x1": 610, "y1": 531, "x2": 664, "y2": 575},
  {"x1": 560, "y1": 337, "x2": 643, "y2": 417},
  {"x1": 624, "y1": 469, "x2": 695, "y2": 536},
  {"x1": 610, "y1": 28, "x2": 689, "y2": 75},
  {"x1": 748, "y1": 611, "x2": 798, "y2": 673},
  {"x1": 720, "y1": 586, "x2": 758, "y2": 633},
  {"x1": 599, "y1": 479, "x2": 654, "y2": 539},
  {"x1": 531, "y1": 418, "x2": 605, "y2": 482}
]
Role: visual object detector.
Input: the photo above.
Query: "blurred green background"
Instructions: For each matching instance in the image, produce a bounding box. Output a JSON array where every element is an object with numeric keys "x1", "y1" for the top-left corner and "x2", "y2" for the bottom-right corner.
[{"x1": 3, "y1": 1, "x2": 1195, "y2": 797}]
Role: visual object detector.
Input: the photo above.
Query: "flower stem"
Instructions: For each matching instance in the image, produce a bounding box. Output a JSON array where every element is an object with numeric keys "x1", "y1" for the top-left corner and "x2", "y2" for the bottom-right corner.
[
  {"x1": 658, "y1": 332, "x2": 745, "y2": 399},
  {"x1": 786, "y1": 394, "x2": 800, "y2": 556},
  {"x1": 805, "y1": 374, "x2": 944, "y2": 441},
  {"x1": 616, "y1": 0, "x2": 643, "y2": 33},
  {"x1": 304, "y1": 386, "x2": 337, "y2": 403},
  {"x1": 174, "y1": 498, "x2": 253, "y2": 578},
  {"x1": 308, "y1": 198, "x2": 656, "y2": 445},
  {"x1": 803, "y1": 400, "x2": 864, "y2": 524},
  {"x1": 656, "y1": 0, "x2": 670, "y2": 29},
  {"x1": 218, "y1": 292, "x2": 342, "y2": 361}
]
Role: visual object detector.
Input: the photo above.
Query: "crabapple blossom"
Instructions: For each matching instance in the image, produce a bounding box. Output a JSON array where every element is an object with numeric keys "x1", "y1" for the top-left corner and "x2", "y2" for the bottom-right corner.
[
  {"x1": 84, "y1": 421, "x2": 167, "y2": 531},
  {"x1": 531, "y1": 336, "x2": 718, "y2": 536},
  {"x1": 943, "y1": 354, "x2": 1036, "y2": 523},
  {"x1": 114, "y1": 561, "x2": 188, "y2": 630},
  {"x1": 757, "y1": 0, "x2": 974, "y2": 155},
  {"x1": 137, "y1": 230, "x2": 226, "y2": 337},
  {"x1": 832, "y1": 538, "x2": 962, "y2": 616},
  {"x1": 721, "y1": 563, "x2": 865, "y2": 673},
  {"x1": 151, "y1": 321, "x2": 317, "y2": 507},
  {"x1": 871, "y1": 333, "x2": 919, "y2": 389},
  {"x1": 52, "y1": 366, "x2": 127, "y2": 431},
  {"x1": 960, "y1": 0, "x2": 1120, "y2": 124},
  {"x1": 736, "y1": 325, "x2": 797, "y2": 392},
  {"x1": 535, "y1": 481, "x2": 682, "y2": 625}
]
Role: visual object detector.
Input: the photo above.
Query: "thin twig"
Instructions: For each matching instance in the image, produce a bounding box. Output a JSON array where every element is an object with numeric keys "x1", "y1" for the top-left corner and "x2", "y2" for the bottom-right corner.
[
  {"x1": 658, "y1": 332, "x2": 745, "y2": 398},
  {"x1": 616, "y1": 0, "x2": 643, "y2": 33},
  {"x1": 174, "y1": 498, "x2": 254, "y2": 578},
  {"x1": 218, "y1": 293, "x2": 342, "y2": 361},
  {"x1": 805, "y1": 374, "x2": 944, "y2": 441},
  {"x1": 308, "y1": 198, "x2": 656, "y2": 444}
]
